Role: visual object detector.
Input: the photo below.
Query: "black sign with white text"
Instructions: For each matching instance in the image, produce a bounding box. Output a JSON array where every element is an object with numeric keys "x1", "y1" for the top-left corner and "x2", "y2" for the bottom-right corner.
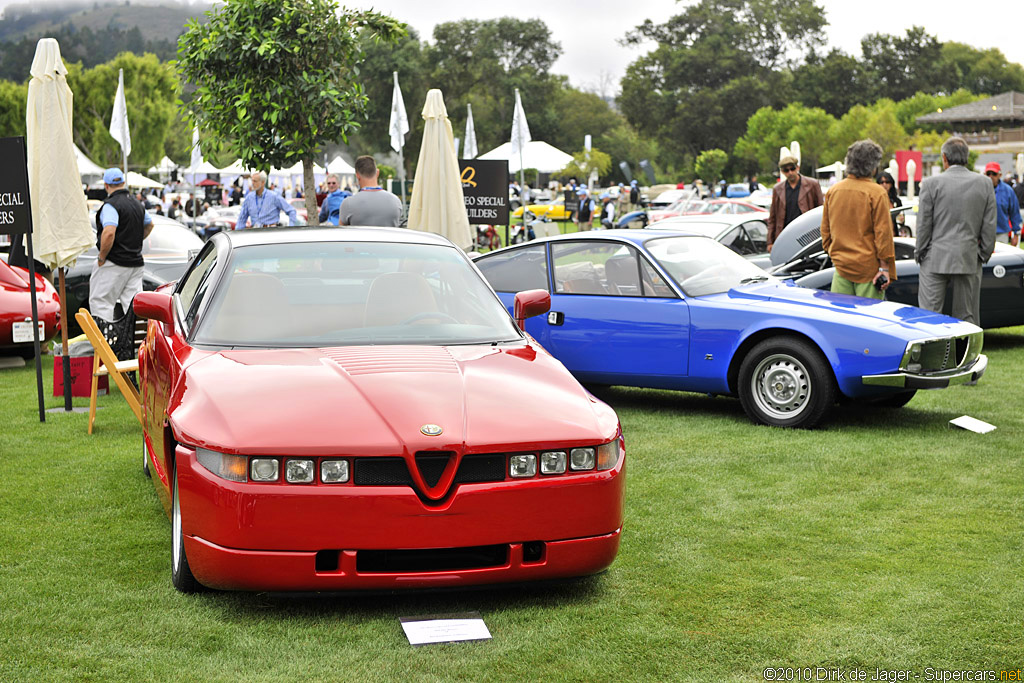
[
  {"x1": 0, "y1": 137, "x2": 32, "y2": 235},
  {"x1": 459, "y1": 159, "x2": 509, "y2": 225}
]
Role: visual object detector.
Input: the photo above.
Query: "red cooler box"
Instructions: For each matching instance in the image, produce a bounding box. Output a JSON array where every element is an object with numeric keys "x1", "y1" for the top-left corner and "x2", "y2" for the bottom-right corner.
[{"x1": 53, "y1": 355, "x2": 107, "y2": 397}]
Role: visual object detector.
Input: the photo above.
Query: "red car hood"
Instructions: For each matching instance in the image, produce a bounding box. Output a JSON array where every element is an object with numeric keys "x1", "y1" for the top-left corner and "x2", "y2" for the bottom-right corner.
[{"x1": 169, "y1": 343, "x2": 616, "y2": 455}]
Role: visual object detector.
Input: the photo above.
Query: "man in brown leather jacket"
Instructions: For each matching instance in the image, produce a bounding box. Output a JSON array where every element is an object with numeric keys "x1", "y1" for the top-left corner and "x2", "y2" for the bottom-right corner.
[{"x1": 767, "y1": 155, "x2": 824, "y2": 252}]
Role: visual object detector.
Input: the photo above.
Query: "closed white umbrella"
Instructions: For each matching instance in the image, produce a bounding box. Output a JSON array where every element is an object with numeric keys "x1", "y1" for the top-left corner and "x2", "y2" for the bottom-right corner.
[
  {"x1": 26, "y1": 38, "x2": 95, "y2": 412},
  {"x1": 27, "y1": 39, "x2": 93, "y2": 270},
  {"x1": 463, "y1": 103, "x2": 478, "y2": 159},
  {"x1": 407, "y1": 89, "x2": 472, "y2": 250}
]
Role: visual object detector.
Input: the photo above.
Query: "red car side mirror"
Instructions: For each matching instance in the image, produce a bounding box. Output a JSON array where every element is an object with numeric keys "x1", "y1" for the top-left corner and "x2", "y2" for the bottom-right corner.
[
  {"x1": 134, "y1": 291, "x2": 174, "y2": 326},
  {"x1": 513, "y1": 289, "x2": 551, "y2": 331}
]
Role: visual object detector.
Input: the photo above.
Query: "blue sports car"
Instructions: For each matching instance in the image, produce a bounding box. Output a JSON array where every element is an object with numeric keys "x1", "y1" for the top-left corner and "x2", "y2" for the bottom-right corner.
[{"x1": 473, "y1": 230, "x2": 987, "y2": 428}]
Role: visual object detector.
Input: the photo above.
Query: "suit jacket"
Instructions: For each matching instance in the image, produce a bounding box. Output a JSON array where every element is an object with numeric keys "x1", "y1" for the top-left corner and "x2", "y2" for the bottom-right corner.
[
  {"x1": 767, "y1": 176, "x2": 824, "y2": 246},
  {"x1": 915, "y1": 165, "x2": 996, "y2": 274}
]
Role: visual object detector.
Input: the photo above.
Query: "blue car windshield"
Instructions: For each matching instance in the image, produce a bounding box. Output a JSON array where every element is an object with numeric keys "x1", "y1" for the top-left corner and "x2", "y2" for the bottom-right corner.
[
  {"x1": 645, "y1": 235, "x2": 774, "y2": 297},
  {"x1": 192, "y1": 241, "x2": 521, "y2": 347}
]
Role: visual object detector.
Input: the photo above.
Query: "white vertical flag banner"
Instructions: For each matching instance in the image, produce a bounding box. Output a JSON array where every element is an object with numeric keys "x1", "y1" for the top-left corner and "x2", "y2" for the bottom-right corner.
[
  {"x1": 190, "y1": 125, "x2": 202, "y2": 170},
  {"x1": 509, "y1": 89, "x2": 531, "y2": 159},
  {"x1": 389, "y1": 71, "x2": 409, "y2": 153},
  {"x1": 463, "y1": 103, "x2": 478, "y2": 160},
  {"x1": 108, "y1": 68, "x2": 131, "y2": 158}
]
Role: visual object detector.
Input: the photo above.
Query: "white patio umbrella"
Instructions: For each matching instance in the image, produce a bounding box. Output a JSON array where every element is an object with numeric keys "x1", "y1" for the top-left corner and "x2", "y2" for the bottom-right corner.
[
  {"x1": 26, "y1": 38, "x2": 95, "y2": 412},
  {"x1": 407, "y1": 89, "x2": 472, "y2": 250},
  {"x1": 463, "y1": 103, "x2": 478, "y2": 159}
]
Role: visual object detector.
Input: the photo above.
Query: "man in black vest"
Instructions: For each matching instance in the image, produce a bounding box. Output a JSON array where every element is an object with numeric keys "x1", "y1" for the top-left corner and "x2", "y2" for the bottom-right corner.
[{"x1": 89, "y1": 167, "x2": 154, "y2": 321}]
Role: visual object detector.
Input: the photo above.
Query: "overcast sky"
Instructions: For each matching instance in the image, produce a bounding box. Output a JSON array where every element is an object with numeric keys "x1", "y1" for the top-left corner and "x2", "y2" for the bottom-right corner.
[
  {"x1": 2, "y1": 0, "x2": 1020, "y2": 93},
  {"x1": 349, "y1": 0, "x2": 1024, "y2": 94}
]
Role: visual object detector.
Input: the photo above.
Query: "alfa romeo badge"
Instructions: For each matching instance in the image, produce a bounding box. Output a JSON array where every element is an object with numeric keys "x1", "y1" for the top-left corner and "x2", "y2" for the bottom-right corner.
[{"x1": 420, "y1": 424, "x2": 443, "y2": 436}]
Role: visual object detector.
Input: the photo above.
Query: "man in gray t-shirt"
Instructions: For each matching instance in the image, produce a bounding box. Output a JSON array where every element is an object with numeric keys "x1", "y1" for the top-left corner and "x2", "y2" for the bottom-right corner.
[{"x1": 340, "y1": 155, "x2": 403, "y2": 227}]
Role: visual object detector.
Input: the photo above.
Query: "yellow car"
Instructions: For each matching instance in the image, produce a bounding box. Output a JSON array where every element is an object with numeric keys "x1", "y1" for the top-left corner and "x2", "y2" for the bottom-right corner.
[{"x1": 511, "y1": 196, "x2": 573, "y2": 220}]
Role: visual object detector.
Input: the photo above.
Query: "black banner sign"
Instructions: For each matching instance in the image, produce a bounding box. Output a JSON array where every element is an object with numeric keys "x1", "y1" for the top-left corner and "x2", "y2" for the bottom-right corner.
[
  {"x1": 0, "y1": 137, "x2": 32, "y2": 235},
  {"x1": 460, "y1": 159, "x2": 509, "y2": 225},
  {"x1": 563, "y1": 189, "x2": 579, "y2": 213}
]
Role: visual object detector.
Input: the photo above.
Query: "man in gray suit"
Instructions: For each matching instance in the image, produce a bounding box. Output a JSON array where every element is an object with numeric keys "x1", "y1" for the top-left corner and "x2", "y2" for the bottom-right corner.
[{"x1": 915, "y1": 136, "x2": 996, "y2": 325}]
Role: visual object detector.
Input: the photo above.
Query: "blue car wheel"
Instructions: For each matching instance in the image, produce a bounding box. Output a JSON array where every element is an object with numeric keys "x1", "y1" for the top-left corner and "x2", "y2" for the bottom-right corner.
[{"x1": 738, "y1": 336, "x2": 836, "y2": 428}]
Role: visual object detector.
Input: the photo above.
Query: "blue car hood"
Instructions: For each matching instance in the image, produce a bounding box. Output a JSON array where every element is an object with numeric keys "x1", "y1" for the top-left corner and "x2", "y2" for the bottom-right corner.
[{"x1": 720, "y1": 281, "x2": 972, "y2": 335}]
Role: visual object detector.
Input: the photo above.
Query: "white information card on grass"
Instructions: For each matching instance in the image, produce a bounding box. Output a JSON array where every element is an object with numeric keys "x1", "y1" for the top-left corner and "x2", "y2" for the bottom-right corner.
[
  {"x1": 949, "y1": 415, "x2": 996, "y2": 434},
  {"x1": 400, "y1": 612, "x2": 491, "y2": 646}
]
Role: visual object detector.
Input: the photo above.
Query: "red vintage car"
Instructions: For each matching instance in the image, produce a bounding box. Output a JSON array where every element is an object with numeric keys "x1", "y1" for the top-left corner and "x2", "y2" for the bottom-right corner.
[
  {"x1": 135, "y1": 227, "x2": 625, "y2": 593},
  {"x1": 0, "y1": 256, "x2": 60, "y2": 357}
]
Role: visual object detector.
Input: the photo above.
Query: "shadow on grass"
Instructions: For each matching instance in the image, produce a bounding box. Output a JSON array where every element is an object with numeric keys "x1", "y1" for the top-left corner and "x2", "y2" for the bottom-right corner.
[
  {"x1": 194, "y1": 573, "x2": 607, "y2": 622},
  {"x1": 980, "y1": 328, "x2": 1024, "y2": 351},
  {"x1": 586, "y1": 384, "x2": 959, "y2": 433}
]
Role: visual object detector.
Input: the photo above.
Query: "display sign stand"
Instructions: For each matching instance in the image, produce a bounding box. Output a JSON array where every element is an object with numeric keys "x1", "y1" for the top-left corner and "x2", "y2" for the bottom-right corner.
[{"x1": 1, "y1": 136, "x2": 46, "y2": 422}]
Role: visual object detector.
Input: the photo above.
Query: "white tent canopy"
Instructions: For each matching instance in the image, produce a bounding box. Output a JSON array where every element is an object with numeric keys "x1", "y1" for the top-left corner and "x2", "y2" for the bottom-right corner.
[
  {"x1": 147, "y1": 155, "x2": 177, "y2": 177},
  {"x1": 182, "y1": 160, "x2": 222, "y2": 184},
  {"x1": 126, "y1": 171, "x2": 163, "y2": 189},
  {"x1": 73, "y1": 143, "x2": 104, "y2": 179},
  {"x1": 478, "y1": 140, "x2": 573, "y2": 173},
  {"x1": 816, "y1": 161, "x2": 845, "y2": 175}
]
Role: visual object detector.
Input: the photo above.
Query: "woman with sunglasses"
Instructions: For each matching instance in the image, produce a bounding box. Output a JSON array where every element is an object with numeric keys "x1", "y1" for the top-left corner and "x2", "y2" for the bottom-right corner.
[{"x1": 876, "y1": 171, "x2": 909, "y2": 237}]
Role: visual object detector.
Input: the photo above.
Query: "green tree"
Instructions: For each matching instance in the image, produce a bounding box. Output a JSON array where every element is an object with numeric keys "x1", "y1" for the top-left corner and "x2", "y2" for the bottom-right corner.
[
  {"x1": 424, "y1": 18, "x2": 564, "y2": 153},
  {"x1": 825, "y1": 100, "x2": 907, "y2": 165},
  {"x1": 790, "y1": 48, "x2": 877, "y2": 116},
  {"x1": 597, "y1": 120, "x2": 660, "y2": 184},
  {"x1": 177, "y1": 0, "x2": 404, "y2": 223},
  {"x1": 620, "y1": 0, "x2": 826, "y2": 168},
  {"x1": 0, "y1": 79, "x2": 28, "y2": 138},
  {"x1": 940, "y1": 43, "x2": 1024, "y2": 95},
  {"x1": 860, "y1": 27, "x2": 954, "y2": 101},
  {"x1": 694, "y1": 148, "x2": 728, "y2": 186},
  {"x1": 65, "y1": 52, "x2": 178, "y2": 169},
  {"x1": 733, "y1": 103, "x2": 836, "y2": 174},
  {"x1": 561, "y1": 148, "x2": 612, "y2": 183}
]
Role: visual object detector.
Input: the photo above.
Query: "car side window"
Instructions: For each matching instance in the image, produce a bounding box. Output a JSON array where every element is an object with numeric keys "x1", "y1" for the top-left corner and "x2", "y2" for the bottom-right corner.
[
  {"x1": 744, "y1": 220, "x2": 768, "y2": 253},
  {"x1": 176, "y1": 246, "x2": 218, "y2": 329},
  {"x1": 640, "y1": 258, "x2": 679, "y2": 298},
  {"x1": 720, "y1": 226, "x2": 749, "y2": 254},
  {"x1": 551, "y1": 242, "x2": 642, "y2": 297},
  {"x1": 475, "y1": 244, "x2": 548, "y2": 293}
]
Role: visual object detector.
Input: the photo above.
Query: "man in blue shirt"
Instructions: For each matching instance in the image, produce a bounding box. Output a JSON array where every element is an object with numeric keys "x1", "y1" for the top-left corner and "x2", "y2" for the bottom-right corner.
[
  {"x1": 985, "y1": 162, "x2": 1021, "y2": 246},
  {"x1": 235, "y1": 170, "x2": 299, "y2": 229},
  {"x1": 317, "y1": 174, "x2": 351, "y2": 225},
  {"x1": 90, "y1": 168, "x2": 154, "y2": 321}
]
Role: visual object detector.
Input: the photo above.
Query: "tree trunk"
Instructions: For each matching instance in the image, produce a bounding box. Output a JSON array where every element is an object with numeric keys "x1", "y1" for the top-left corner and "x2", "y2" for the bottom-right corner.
[{"x1": 303, "y1": 155, "x2": 318, "y2": 226}]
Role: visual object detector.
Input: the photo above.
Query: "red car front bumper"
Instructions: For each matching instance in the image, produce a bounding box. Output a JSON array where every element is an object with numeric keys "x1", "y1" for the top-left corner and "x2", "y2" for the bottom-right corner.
[{"x1": 176, "y1": 447, "x2": 625, "y2": 591}]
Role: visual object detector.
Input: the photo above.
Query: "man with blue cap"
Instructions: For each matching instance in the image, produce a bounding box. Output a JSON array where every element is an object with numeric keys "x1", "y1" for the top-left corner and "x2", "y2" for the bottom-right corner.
[
  {"x1": 576, "y1": 187, "x2": 595, "y2": 231},
  {"x1": 90, "y1": 167, "x2": 154, "y2": 321}
]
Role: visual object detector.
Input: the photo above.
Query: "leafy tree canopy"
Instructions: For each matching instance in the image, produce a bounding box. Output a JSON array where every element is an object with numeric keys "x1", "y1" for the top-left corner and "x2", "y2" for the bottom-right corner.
[{"x1": 177, "y1": 0, "x2": 404, "y2": 223}]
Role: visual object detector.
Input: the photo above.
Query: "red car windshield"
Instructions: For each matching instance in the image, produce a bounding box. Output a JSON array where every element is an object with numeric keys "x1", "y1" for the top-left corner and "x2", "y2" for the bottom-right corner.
[{"x1": 192, "y1": 241, "x2": 521, "y2": 347}]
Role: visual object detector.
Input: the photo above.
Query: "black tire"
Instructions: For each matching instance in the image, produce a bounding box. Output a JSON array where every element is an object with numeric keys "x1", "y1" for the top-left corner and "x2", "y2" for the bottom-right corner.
[
  {"x1": 869, "y1": 390, "x2": 917, "y2": 408},
  {"x1": 171, "y1": 463, "x2": 203, "y2": 593},
  {"x1": 738, "y1": 336, "x2": 836, "y2": 428},
  {"x1": 143, "y1": 436, "x2": 151, "y2": 478}
]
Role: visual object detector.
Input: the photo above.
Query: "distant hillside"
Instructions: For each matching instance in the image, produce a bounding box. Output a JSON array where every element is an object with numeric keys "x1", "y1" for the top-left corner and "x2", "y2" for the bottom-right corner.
[
  {"x1": 0, "y1": 0, "x2": 209, "y2": 81},
  {"x1": 0, "y1": 1, "x2": 211, "y2": 44}
]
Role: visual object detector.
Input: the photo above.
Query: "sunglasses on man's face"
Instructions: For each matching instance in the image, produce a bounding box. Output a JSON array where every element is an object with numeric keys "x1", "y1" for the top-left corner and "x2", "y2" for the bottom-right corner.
[
  {"x1": 985, "y1": 171, "x2": 999, "y2": 177},
  {"x1": 781, "y1": 165, "x2": 797, "y2": 173}
]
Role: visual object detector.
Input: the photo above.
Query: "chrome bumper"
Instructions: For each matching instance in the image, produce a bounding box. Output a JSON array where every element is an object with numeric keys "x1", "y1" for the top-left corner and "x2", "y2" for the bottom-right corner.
[{"x1": 862, "y1": 354, "x2": 987, "y2": 389}]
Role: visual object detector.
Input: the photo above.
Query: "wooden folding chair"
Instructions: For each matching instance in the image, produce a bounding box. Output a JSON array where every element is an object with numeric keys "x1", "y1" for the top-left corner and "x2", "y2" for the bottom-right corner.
[{"x1": 74, "y1": 308, "x2": 142, "y2": 434}]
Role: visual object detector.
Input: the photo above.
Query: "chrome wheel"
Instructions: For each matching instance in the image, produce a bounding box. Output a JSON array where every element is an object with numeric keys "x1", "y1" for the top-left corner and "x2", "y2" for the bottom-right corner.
[{"x1": 750, "y1": 353, "x2": 811, "y2": 420}]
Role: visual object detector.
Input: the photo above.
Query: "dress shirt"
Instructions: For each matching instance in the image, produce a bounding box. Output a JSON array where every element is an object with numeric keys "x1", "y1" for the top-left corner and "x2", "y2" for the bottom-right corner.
[{"x1": 236, "y1": 188, "x2": 298, "y2": 228}]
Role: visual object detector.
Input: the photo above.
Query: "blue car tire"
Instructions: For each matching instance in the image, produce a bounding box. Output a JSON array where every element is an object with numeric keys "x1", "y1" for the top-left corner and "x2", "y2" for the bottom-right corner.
[{"x1": 738, "y1": 336, "x2": 836, "y2": 428}]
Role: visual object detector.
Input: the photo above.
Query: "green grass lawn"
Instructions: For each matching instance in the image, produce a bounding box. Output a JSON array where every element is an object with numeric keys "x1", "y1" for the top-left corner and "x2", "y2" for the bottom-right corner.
[{"x1": 1, "y1": 332, "x2": 1022, "y2": 681}]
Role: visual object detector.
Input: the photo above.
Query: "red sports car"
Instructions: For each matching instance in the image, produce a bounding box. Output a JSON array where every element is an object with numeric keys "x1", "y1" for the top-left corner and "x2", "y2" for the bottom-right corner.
[
  {"x1": 134, "y1": 227, "x2": 625, "y2": 593},
  {"x1": 0, "y1": 256, "x2": 60, "y2": 357}
]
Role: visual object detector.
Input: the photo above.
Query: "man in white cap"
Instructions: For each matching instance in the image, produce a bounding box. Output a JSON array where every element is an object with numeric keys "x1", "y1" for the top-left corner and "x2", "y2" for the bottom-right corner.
[{"x1": 90, "y1": 167, "x2": 154, "y2": 321}]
